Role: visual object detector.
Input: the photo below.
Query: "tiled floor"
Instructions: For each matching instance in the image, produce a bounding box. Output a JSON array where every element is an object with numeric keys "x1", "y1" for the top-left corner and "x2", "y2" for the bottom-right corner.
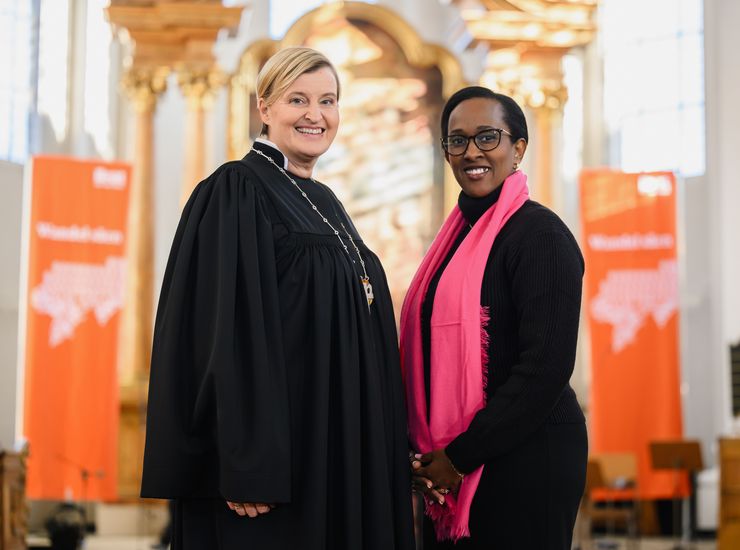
[
  {"x1": 27, "y1": 534, "x2": 720, "y2": 550},
  {"x1": 28, "y1": 534, "x2": 159, "y2": 550},
  {"x1": 84, "y1": 536, "x2": 159, "y2": 549},
  {"x1": 78, "y1": 536, "x2": 718, "y2": 550},
  {"x1": 576, "y1": 537, "x2": 716, "y2": 550}
]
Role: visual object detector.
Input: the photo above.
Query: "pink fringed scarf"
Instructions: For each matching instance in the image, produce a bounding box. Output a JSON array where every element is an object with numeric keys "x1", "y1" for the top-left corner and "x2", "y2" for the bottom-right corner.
[{"x1": 400, "y1": 170, "x2": 529, "y2": 542}]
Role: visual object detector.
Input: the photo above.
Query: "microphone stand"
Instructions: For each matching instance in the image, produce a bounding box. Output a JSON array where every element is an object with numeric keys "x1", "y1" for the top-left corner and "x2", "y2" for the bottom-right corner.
[{"x1": 55, "y1": 453, "x2": 105, "y2": 533}]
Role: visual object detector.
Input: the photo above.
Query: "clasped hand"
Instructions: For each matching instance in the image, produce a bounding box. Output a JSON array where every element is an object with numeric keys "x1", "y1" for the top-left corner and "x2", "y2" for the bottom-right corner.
[
  {"x1": 226, "y1": 501, "x2": 276, "y2": 518},
  {"x1": 226, "y1": 448, "x2": 464, "y2": 515},
  {"x1": 410, "y1": 448, "x2": 463, "y2": 505}
]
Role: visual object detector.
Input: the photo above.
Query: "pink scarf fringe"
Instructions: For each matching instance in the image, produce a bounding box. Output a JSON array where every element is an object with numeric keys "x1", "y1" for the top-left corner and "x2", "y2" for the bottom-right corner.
[{"x1": 400, "y1": 171, "x2": 529, "y2": 542}]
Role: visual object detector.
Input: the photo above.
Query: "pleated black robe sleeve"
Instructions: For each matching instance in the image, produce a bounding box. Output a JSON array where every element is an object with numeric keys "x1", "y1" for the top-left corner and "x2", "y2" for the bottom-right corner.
[{"x1": 140, "y1": 162, "x2": 291, "y2": 504}]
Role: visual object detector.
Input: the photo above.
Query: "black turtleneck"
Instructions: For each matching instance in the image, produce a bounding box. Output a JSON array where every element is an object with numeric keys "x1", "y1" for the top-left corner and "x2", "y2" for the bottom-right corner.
[
  {"x1": 420, "y1": 186, "x2": 586, "y2": 473},
  {"x1": 458, "y1": 185, "x2": 503, "y2": 225}
]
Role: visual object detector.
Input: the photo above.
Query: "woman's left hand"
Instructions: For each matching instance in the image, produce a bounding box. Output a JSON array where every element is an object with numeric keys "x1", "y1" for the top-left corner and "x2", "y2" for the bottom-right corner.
[
  {"x1": 226, "y1": 501, "x2": 276, "y2": 518},
  {"x1": 411, "y1": 448, "x2": 463, "y2": 495}
]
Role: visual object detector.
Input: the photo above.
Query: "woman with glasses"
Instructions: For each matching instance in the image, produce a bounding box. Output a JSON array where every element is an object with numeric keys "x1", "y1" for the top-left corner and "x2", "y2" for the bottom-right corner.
[{"x1": 401, "y1": 86, "x2": 587, "y2": 549}]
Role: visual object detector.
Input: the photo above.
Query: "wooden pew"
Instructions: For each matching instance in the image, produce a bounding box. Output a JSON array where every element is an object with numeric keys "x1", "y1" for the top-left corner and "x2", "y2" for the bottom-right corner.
[{"x1": 0, "y1": 449, "x2": 27, "y2": 550}]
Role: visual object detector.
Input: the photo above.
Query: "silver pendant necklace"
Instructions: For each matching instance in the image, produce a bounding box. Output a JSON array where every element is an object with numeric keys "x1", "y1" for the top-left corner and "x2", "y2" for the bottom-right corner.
[{"x1": 251, "y1": 147, "x2": 374, "y2": 308}]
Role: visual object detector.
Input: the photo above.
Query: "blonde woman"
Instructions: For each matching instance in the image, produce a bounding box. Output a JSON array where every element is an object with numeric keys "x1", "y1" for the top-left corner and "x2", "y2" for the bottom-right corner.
[{"x1": 141, "y1": 47, "x2": 415, "y2": 550}]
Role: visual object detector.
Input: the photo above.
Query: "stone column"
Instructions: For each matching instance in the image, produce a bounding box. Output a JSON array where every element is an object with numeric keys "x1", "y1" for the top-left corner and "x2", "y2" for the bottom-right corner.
[
  {"x1": 118, "y1": 65, "x2": 167, "y2": 497},
  {"x1": 529, "y1": 104, "x2": 565, "y2": 209},
  {"x1": 177, "y1": 67, "x2": 224, "y2": 206},
  {"x1": 119, "y1": 65, "x2": 167, "y2": 386}
]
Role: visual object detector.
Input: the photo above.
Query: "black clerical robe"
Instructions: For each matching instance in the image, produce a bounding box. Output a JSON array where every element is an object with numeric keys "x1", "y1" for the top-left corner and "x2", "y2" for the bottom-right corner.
[{"x1": 141, "y1": 142, "x2": 415, "y2": 549}]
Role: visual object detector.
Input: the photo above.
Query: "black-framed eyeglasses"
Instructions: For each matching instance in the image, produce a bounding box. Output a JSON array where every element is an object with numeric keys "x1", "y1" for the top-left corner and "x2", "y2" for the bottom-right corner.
[{"x1": 440, "y1": 128, "x2": 514, "y2": 156}]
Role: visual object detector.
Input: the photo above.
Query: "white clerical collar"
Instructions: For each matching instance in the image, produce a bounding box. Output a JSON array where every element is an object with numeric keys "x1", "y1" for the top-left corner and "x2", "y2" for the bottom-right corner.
[{"x1": 255, "y1": 137, "x2": 289, "y2": 169}]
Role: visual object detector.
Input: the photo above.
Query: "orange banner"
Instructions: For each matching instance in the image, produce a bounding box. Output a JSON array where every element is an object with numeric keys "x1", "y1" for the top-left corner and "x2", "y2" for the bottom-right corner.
[
  {"x1": 580, "y1": 169, "x2": 684, "y2": 499},
  {"x1": 23, "y1": 156, "x2": 130, "y2": 501}
]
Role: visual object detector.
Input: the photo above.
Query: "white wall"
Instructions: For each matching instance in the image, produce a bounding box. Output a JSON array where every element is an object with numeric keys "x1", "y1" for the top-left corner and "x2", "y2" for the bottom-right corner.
[
  {"x1": 704, "y1": 0, "x2": 740, "y2": 446},
  {"x1": 707, "y1": 0, "x2": 740, "y2": 345},
  {"x1": 680, "y1": 172, "x2": 724, "y2": 462},
  {"x1": 152, "y1": 76, "x2": 186, "y2": 305},
  {"x1": 0, "y1": 161, "x2": 24, "y2": 449}
]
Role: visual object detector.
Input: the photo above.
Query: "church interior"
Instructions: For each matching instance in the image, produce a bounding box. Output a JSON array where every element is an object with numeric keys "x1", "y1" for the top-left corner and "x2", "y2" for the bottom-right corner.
[{"x1": 1, "y1": 0, "x2": 739, "y2": 548}]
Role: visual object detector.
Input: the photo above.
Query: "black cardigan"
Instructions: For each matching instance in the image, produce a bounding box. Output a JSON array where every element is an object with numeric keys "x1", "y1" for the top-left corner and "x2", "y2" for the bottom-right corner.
[{"x1": 421, "y1": 188, "x2": 586, "y2": 474}]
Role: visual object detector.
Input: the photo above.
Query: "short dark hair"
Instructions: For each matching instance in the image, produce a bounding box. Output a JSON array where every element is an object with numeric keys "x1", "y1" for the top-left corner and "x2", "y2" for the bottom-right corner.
[{"x1": 440, "y1": 86, "x2": 528, "y2": 145}]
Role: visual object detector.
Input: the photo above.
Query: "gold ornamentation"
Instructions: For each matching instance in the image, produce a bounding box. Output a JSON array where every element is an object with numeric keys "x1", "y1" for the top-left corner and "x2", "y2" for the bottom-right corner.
[
  {"x1": 121, "y1": 65, "x2": 169, "y2": 113},
  {"x1": 282, "y1": 2, "x2": 465, "y2": 96},
  {"x1": 481, "y1": 47, "x2": 571, "y2": 111},
  {"x1": 177, "y1": 66, "x2": 227, "y2": 109},
  {"x1": 451, "y1": 0, "x2": 596, "y2": 111},
  {"x1": 455, "y1": 0, "x2": 597, "y2": 48}
]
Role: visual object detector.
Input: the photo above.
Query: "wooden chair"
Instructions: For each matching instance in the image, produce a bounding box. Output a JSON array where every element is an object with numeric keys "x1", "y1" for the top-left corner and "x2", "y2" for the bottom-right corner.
[
  {"x1": 576, "y1": 453, "x2": 640, "y2": 549},
  {"x1": 719, "y1": 438, "x2": 740, "y2": 550},
  {"x1": 649, "y1": 439, "x2": 703, "y2": 546}
]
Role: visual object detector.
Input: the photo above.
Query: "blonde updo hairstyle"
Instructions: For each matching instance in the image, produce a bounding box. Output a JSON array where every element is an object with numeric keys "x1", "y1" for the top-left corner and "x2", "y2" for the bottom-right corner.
[{"x1": 256, "y1": 47, "x2": 341, "y2": 137}]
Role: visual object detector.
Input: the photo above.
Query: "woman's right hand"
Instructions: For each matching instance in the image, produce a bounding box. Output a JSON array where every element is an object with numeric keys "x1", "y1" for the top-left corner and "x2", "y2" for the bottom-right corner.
[
  {"x1": 409, "y1": 453, "x2": 447, "y2": 505},
  {"x1": 226, "y1": 501, "x2": 276, "y2": 518},
  {"x1": 411, "y1": 474, "x2": 447, "y2": 505}
]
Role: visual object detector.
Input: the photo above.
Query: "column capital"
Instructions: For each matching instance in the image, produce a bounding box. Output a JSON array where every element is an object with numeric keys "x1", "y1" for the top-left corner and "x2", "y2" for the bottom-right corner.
[
  {"x1": 491, "y1": 80, "x2": 569, "y2": 112},
  {"x1": 176, "y1": 65, "x2": 226, "y2": 109},
  {"x1": 450, "y1": 0, "x2": 597, "y2": 49},
  {"x1": 481, "y1": 47, "x2": 569, "y2": 112},
  {"x1": 121, "y1": 65, "x2": 170, "y2": 113}
]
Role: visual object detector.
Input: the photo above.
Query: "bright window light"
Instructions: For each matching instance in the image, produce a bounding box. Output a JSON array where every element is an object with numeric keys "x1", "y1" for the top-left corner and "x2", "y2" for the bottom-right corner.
[
  {"x1": 601, "y1": 0, "x2": 705, "y2": 178},
  {"x1": 0, "y1": 0, "x2": 37, "y2": 163}
]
